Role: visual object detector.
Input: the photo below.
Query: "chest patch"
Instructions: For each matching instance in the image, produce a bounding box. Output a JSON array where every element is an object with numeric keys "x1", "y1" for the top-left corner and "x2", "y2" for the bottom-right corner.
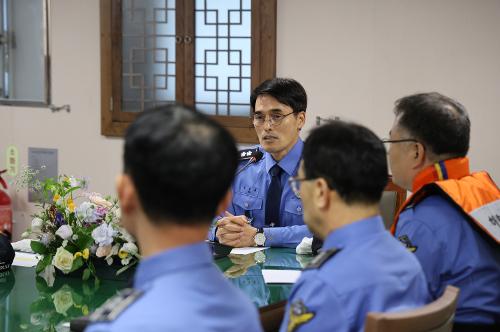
[
  {"x1": 398, "y1": 235, "x2": 418, "y2": 253},
  {"x1": 287, "y1": 299, "x2": 315, "y2": 332}
]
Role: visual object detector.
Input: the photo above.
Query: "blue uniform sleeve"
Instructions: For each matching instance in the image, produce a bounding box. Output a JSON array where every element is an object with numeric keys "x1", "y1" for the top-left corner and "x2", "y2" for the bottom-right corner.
[
  {"x1": 264, "y1": 225, "x2": 312, "y2": 248},
  {"x1": 279, "y1": 277, "x2": 350, "y2": 332},
  {"x1": 85, "y1": 322, "x2": 160, "y2": 332},
  {"x1": 395, "y1": 217, "x2": 445, "y2": 298}
]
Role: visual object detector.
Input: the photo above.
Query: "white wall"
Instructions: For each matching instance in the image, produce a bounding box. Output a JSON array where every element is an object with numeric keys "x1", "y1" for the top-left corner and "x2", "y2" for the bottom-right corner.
[
  {"x1": 0, "y1": 0, "x2": 499, "y2": 240},
  {"x1": 278, "y1": 0, "x2": 500, "y2": 181},
  {"x1": 0, "y1": 0, "x2": 122, "y2": 240}
]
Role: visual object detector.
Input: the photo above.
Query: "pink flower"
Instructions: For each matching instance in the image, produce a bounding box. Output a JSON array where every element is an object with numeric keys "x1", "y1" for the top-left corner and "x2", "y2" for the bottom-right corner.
[
  {"x1": 96, "y1": 245, "x2": 112, "y2": 257},
  {"x1": 89, "y1": 194, "x2": 113, "y2": 208}
]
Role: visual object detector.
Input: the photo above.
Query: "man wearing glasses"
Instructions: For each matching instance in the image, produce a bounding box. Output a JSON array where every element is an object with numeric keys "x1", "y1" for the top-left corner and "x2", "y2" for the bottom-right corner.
[
  {"x1": 280, "y1": 121, "x2": 429, "y2": 332},
  {"x1": 386, "y1": 92, "x2": 500, "y2": 330},
  {"x1": 213, "y1": 78, "x2": 311, "y2": 248}
]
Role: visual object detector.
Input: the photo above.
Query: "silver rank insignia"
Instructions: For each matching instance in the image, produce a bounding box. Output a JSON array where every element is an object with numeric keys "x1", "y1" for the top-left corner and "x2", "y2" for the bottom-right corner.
[
  {"x1": 238, "y1": 148, "x2": 260, "y2": 161},
  {"x1": 89, "y1": 288, "x2": 143, "y2": 322}
]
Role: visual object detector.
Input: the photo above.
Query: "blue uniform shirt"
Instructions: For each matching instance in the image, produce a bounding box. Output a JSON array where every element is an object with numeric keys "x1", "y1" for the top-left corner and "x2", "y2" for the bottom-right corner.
[
  {"x1": 85, "y1": 242, "x2": 263, "y2": 332},
  {"x1": 226, "y1": 249, "x2": 302, "y2": 307},
  {"x1": 280, "y1": 216, "x2": 430, "y2": 332},
  {"x1": 211, "y1": 139, "x2": 310, "y2": 247},
  {"x1": 396, "y1": 195, "x2": 500, "y2": 324}
]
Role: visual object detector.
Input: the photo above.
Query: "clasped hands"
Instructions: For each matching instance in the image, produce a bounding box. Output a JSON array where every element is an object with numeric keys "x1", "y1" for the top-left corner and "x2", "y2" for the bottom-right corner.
[{"x1": 216, "y1": 211, "x2": 257, "y2": 247}]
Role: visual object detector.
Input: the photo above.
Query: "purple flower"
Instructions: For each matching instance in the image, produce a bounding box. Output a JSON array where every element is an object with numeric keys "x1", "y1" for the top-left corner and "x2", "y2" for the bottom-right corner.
[
  {"x1": 55, "y1": 212, "x2": 66, "y2": 227},
  {"x1": 93, "y1": 207, "x2": 108, "y2": 221}
]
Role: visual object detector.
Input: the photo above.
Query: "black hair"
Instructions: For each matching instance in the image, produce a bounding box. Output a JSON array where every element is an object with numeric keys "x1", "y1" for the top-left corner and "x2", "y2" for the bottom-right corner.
[
  {"x1": 303, "y1": 121, "x2": 388, "y2": 205},
  {"x1": 394, "y1": 92, "x2": 470, "y2": 157},
  {"x1": 250, "y1": 78, "x2": 307, "y2": 113},
  {"x1": 124, "y1": 104, "x2": 238, "y2": 224}
]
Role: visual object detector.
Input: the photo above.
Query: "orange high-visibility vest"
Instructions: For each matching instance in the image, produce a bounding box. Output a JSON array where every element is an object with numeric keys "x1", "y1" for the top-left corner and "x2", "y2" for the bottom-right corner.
[{"x1": 391, "y1": 157, "x2": 500, "y2": 244}]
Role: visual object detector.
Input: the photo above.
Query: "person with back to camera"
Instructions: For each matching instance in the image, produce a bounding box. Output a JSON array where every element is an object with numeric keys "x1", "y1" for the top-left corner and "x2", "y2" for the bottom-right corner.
[{"x1": 85, "y1": 104, "x2": 263, "y2": 332}]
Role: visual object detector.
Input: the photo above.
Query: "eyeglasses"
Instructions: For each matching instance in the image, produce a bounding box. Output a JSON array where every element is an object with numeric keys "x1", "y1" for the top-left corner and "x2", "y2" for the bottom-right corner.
[
  {"x1": 253, "y1": 112, "x2": 295, "y2": 127},
  {"x1": 381, "y1": 138, "x2": 418, "y2": 145},
  {"x1": 288, "y1": 176, "x2": 314, "y2": 198}
]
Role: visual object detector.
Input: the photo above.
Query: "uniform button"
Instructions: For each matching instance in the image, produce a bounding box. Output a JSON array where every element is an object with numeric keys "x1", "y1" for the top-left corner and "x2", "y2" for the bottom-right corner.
[
  {"x1": 297, "y1": 206, "x2": 302, "y2": 212},
  {"x1": 244, "y1": 202, "x2": 249, "y2": 208}
]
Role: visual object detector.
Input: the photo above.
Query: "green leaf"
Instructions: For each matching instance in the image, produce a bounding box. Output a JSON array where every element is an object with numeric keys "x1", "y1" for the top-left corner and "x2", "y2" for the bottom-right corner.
[
  {"x1": 35, "y1": 276, "x2": 51, "y2": 293},
  {"x1": 64, "y1": 243, "x2": 78, "y2": 253},
  {"x1": 87, "y1": 258, "x2": 96, "y2": 275},
  {"x1": 30, "y1": 241, "x2": 48, "y2": 255},
  {"x1": 82, "y1": 268, "x2": 91, "y2": 281},
  {"x1": 63, "y1": 185, "x2": 81, "y2": 197},
  {"x1": 30, "y1": 297, "x2": 53, "y2": 312},
  {"x1": 35, "y1": 254, "x2": 53, "y2": 274},
  {"x1": 75, "y1": 233, "x2": 94, "y2": 250},
  {"x1": 70, "y1": 256, "x2": 84, "y2": 272}
]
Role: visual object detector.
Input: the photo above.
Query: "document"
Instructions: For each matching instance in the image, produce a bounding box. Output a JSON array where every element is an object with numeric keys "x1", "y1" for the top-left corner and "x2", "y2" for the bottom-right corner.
[
  {"x1": 230, "y1": 247, "x2": 268, "y2": 255},
  {"x1": 12, "y1": 252, "x2": 40, "y2": 267},
  {"x1": 262, "y1": 269, "x2": 302, "y2": 284}
]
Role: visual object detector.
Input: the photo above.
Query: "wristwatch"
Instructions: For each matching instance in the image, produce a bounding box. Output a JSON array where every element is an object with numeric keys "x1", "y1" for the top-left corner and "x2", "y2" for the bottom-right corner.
[
  {"x1": 254, "y1": 251, "x2": 266, "y2": 264},
  {"x1": 254, "y1": 228, "x2": 266, "y2": 247}
]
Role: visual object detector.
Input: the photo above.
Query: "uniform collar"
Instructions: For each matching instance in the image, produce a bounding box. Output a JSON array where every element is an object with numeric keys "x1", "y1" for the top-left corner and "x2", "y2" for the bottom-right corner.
[
  {"x1": 412, "y1": 157, "x2": 470, "y2": 193},
  {"x1": 264, "y1": 139, "x2": 304, "y2": 176},
  {"x1": 133, "y1": 241, "x2": 212, "y2": 289},
  {"x1": 323, "y1": 215, "x2": 385, "y2": 250}
]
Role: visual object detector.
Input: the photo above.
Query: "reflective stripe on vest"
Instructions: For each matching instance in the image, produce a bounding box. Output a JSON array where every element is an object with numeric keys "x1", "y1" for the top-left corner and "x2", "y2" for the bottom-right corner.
[{"x1": 391, "y1": 158, "x2": 500, "y2": 244}]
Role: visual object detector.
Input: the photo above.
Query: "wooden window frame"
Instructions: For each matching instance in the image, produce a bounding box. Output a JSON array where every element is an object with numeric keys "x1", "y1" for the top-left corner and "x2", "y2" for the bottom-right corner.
[{"x1": 100, "y1": 0, "x2": 276, "y2": 143}]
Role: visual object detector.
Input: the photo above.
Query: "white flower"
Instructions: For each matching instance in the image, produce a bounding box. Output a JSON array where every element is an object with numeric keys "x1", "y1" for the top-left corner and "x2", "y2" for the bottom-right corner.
[
  {"x1": 121, "y1": 242, "x2": 138, "y2": 256},
  {"x1": 52, "y1": 247, "x2": 74, "y2": 274},
  {"x1": 91, "y1": 223, "x2": 116, "y2": 246},
  {"x1": 30, "y1": 312, "x2": 44, "y2": 325},
  {"x1": 120, "y1": 228, "x2": 135, "y2": 243},
  {"x1": 31, "y1": 218, "x2": 44, "y2": 233},
  {"x1": 110, "y1": 243, "x2": 120, "y2": 257},
  {"x1": 55, "y1": 225, "x2": 73, "y2": 240},
  {"x1": 72, "y1": 234, "x2": 79, "y2": 241},
  {"x1": 115, "y1": 207, "x2": 121, "y2": 219},
  {"x1": 62, "y1": 240, "x2": 68, "y2": 247},
  {"x1": 89, "y1": 194, "x2": 113, "y2": 208},
  {"x1": 40, "y1": 264, "x2": 55, "y2": 287},
  {"x1": 76, "y1": 201, "x2": 95, "y2": 223},
  {"x1": 52, "y1": 286, "x2": 74, "y2": 316},
  {"x1": 106, "y1": 256, "x2": 113, "y2": 266},
  {"x1": 68, "y1": 176, "x2": 79, "y2": 188},
  {"x1": 121, "y1": 256, "x2": 132, "y2": 265},
  {"x1": 40, "y1": 232, "x2": 55, "y2": 246}
]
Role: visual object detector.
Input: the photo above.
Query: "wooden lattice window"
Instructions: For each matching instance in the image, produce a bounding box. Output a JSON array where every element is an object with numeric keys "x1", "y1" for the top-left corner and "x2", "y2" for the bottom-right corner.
[{"x1": 100, "y1": 0, "x2": 276, "y2": 143}]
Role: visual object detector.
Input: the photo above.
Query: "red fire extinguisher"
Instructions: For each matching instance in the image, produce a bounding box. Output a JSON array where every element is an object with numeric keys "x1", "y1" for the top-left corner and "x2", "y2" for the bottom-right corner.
[{"x1": 0, "y1": 169, "x2": 12, "y2": 239}]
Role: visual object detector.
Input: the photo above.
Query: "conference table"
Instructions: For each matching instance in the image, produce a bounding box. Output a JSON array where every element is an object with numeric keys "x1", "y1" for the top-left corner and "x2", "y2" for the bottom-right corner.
[{"x1": 0, "y1": 247, "x2": 312, "y2": 331}]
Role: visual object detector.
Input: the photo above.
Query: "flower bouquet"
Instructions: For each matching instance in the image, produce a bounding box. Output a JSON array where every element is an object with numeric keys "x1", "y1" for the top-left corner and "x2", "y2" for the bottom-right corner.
[{"x1": 21, "y1": 171, "x2": 139, "y2": 282}]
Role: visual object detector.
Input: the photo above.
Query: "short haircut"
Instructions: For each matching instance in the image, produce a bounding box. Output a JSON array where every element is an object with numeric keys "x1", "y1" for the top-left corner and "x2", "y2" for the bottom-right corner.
[
  {"x1": 303, "y1": 121, "x2": 388, "y2": 205},
  {"x1": 124, "y1": 104, "x2": 238, "y2": 224},
  {"x1": 394, "y1": 92, "x2": 470, "y2": 157},
  {"x1": 250, "y1": 78, "x2": 307, "y2": 113}
]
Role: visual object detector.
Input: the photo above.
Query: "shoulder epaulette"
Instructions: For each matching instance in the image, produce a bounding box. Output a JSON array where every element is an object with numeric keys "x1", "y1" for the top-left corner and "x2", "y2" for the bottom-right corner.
[
  {"x1": 88, "y1": 288, "x2": 143, "y2": 322},
  {"x1": 305, "y1": 248, "x2": 340, "y2": 269},
  {"x1": 238, "y1": 148, "x2": 260, "y2": 161}
]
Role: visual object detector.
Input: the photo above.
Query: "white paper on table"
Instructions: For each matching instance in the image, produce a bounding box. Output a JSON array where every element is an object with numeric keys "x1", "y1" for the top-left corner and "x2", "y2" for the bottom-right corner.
[
  {"x1": 230, "y1": 247, "x2": 268, "y2": 255},
  {"x1": 262, "y1": 269, "x2": 302, "y2": 284},
  {"x1": 12, "y1": 252, "x2": 40, "y2": 267}
]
